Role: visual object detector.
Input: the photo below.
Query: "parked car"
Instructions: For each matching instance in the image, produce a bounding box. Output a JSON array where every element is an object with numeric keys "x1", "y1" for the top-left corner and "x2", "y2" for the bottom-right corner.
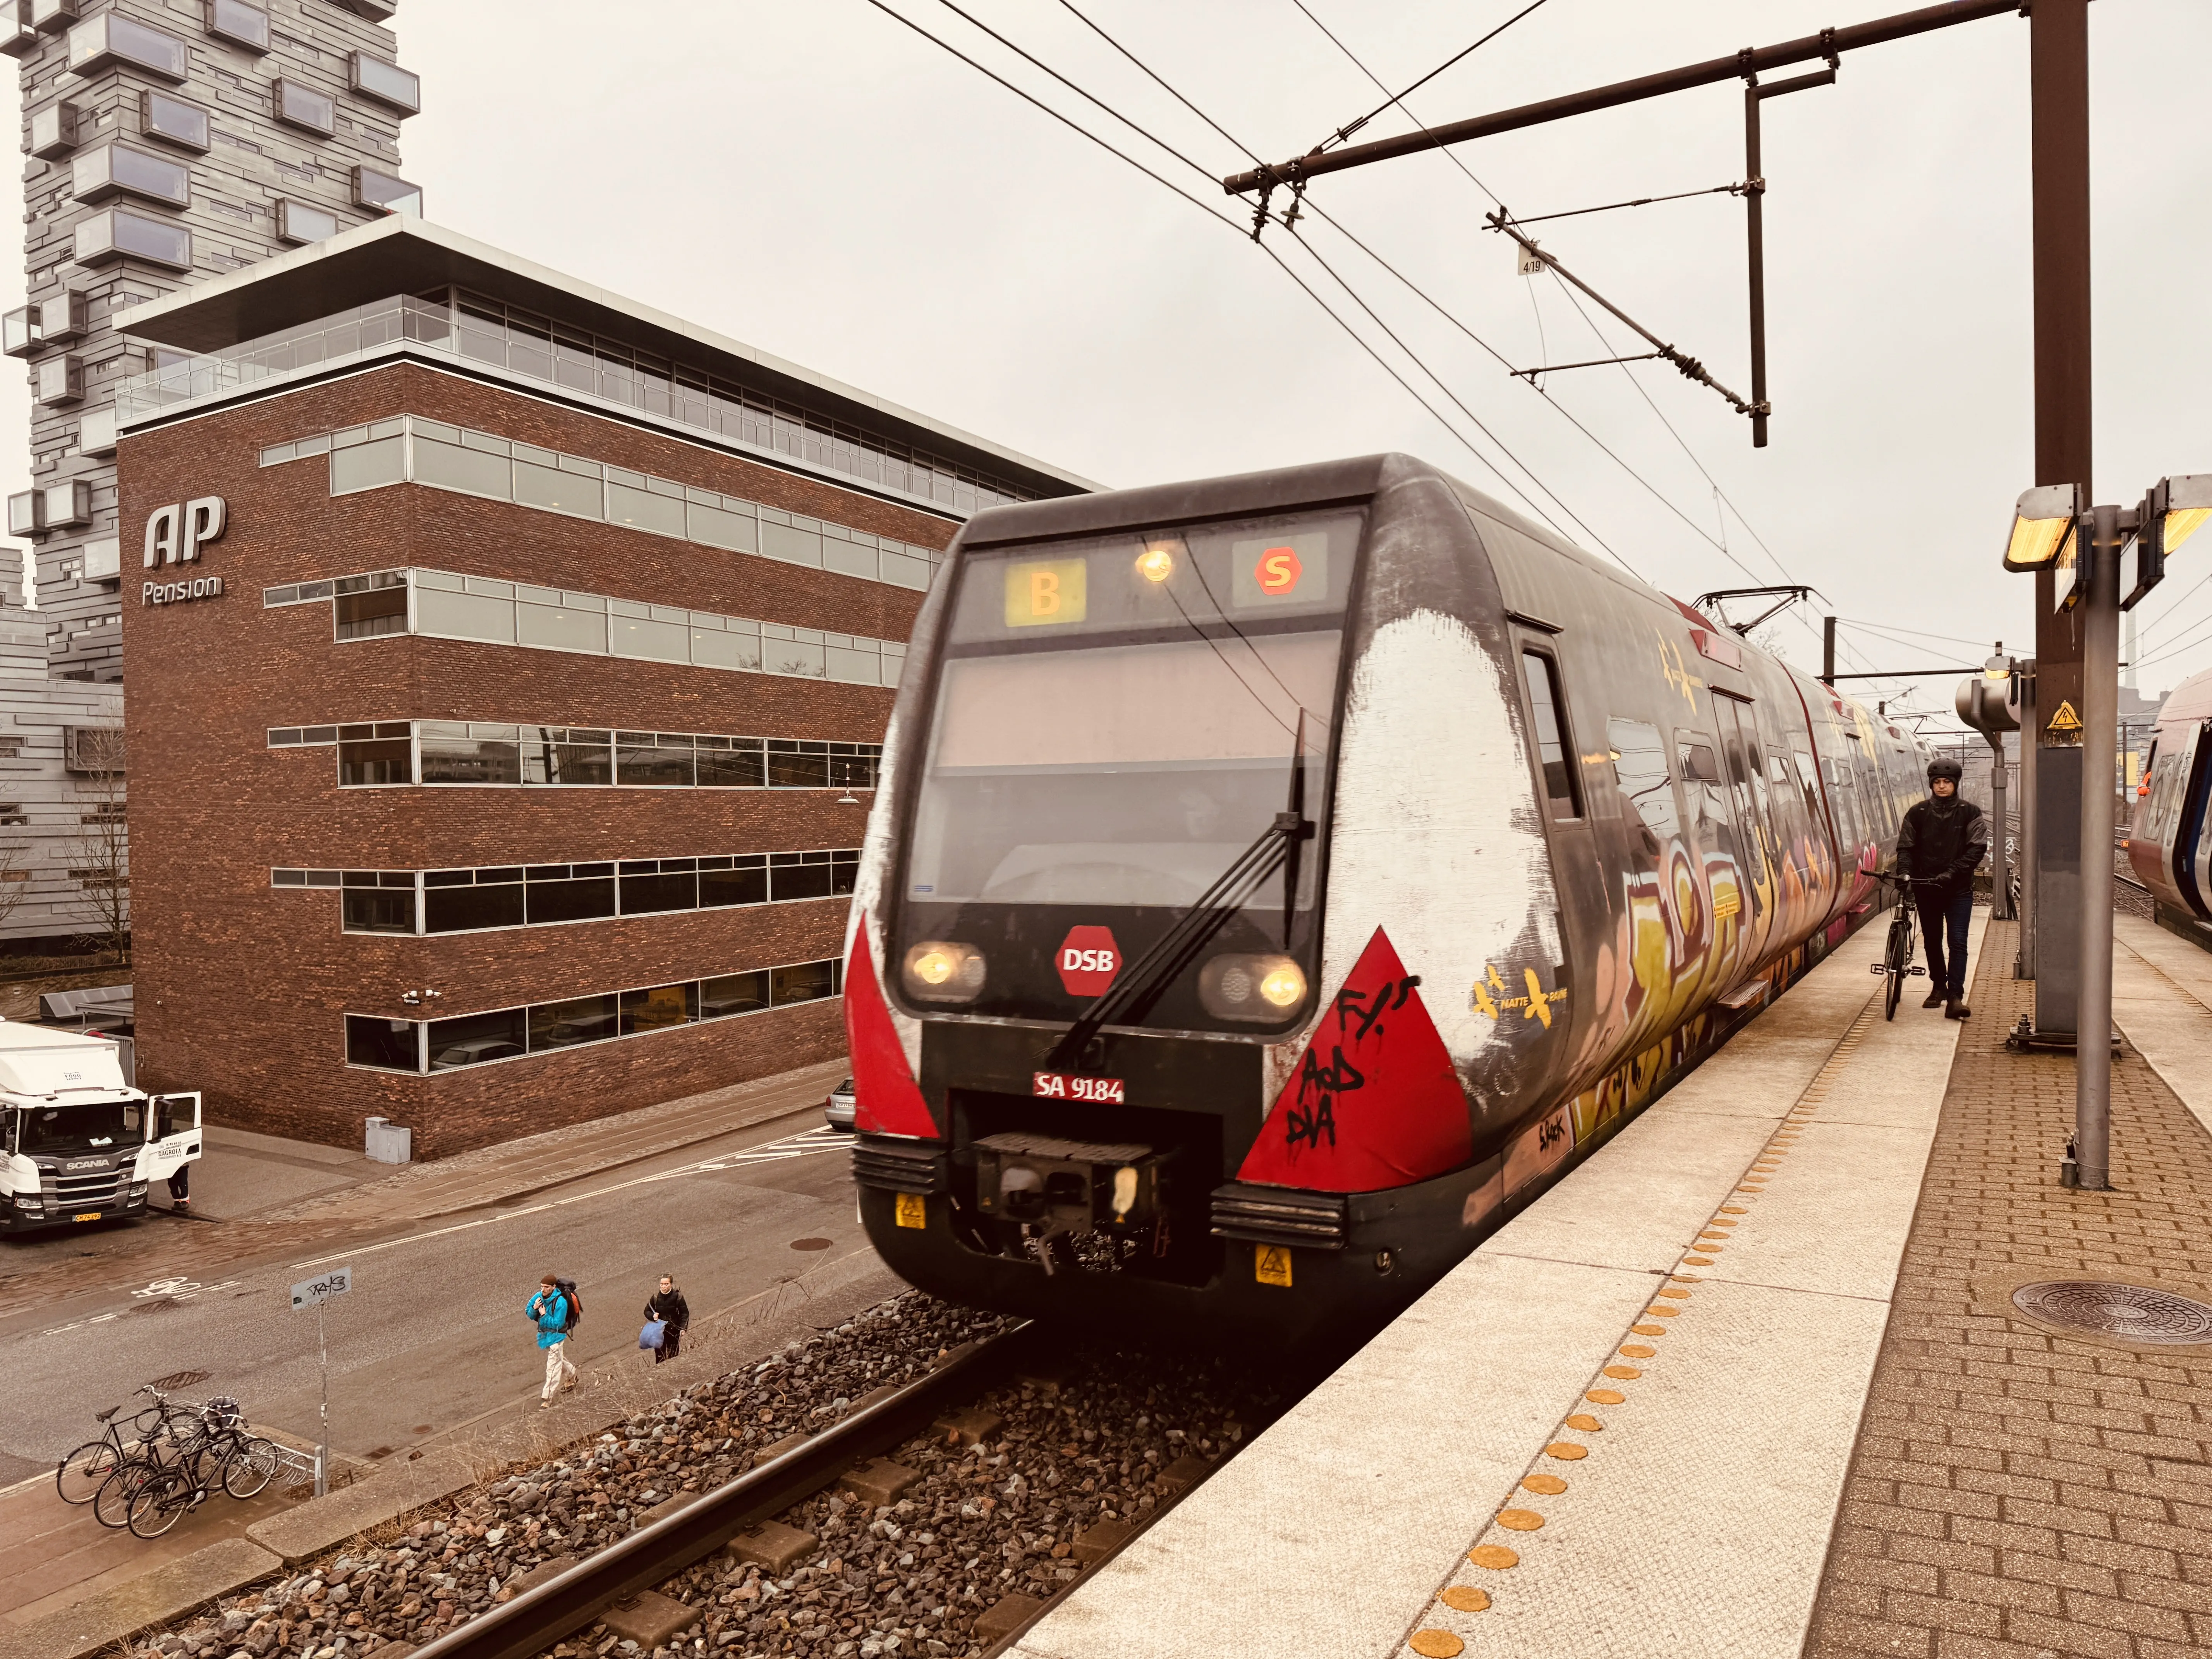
[{"x1": 824, "y1": 1077, "x2": 857, "y2": 1132}]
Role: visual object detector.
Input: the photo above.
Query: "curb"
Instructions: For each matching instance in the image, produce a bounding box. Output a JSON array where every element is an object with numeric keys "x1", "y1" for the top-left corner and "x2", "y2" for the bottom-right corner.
[{"x1": 0, "y1": 1539, "x2": 282, "y2": 1659}]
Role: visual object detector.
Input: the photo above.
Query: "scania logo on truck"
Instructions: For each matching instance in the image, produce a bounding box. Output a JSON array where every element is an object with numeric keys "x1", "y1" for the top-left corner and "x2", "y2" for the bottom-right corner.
[
  {"x1": 1055, "y1": 927, "x2": 1120, "y2": 996},
  {"x1": 65, "y1": 1157, "x2": 106, "y2": 1171}
]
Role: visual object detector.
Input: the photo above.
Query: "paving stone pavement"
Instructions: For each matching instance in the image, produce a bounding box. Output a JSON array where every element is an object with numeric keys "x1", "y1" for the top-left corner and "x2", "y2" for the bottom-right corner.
[{"x1": 1805, "y1": 919, "x2": 2212, "y2": 1659}]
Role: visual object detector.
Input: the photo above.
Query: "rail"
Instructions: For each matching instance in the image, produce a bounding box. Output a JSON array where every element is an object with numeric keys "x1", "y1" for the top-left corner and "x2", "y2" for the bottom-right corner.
[{"x1": 408, "y1": 1323, "x2": 1044, "y2": 1659}]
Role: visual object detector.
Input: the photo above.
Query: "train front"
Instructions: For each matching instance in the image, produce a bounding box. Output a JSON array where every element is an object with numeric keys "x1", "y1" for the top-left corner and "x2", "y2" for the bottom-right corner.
[{"x1": 843, "y1": 458, "x2": 1557, "y2": 1346}]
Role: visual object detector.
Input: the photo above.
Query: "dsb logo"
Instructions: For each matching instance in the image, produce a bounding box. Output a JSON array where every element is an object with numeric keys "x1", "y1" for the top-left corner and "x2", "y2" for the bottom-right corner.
[{"x1": 1056, "y1": 926, "x2": 1120, "y2": 996}]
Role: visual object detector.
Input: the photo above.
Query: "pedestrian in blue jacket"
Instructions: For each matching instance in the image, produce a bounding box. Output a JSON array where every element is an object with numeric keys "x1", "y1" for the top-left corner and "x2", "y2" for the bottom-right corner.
[{"x1": 528, "y1": 1273, "x2": 577, "y2": 1408}]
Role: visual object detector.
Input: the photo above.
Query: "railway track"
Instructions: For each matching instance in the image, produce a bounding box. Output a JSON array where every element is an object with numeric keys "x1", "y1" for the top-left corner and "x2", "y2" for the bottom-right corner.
[
  {"x1": 407, "y1": 1324, "x2": 1056, "y2": 1659},
  {"x1": 130, "y1": 1291, "x2": 1310, "y2": 1659}
]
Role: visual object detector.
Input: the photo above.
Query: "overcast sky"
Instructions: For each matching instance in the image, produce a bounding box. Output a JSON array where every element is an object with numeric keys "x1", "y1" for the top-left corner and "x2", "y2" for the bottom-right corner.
[{"x1": 13, "y1": 0, "x2": 2209, "y2": 730}]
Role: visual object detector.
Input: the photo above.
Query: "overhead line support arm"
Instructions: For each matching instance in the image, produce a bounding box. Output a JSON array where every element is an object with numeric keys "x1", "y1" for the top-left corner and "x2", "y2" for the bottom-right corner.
[{"x1": 1221, "y1": 0, "x2": 2023, "y2": 195}]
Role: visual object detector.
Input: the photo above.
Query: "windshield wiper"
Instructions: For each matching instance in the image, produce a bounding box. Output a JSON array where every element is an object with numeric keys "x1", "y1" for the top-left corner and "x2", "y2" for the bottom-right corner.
[{"x1": 1044, "y1": 718, "x2": 1316, "y2": 1074}]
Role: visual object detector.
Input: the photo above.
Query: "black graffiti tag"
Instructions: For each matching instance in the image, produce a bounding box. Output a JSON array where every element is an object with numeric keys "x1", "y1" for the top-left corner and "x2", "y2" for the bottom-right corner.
[
  {"x1": 1334, "y1": 973, "x2": 1422, "y2": 1043},
  {"x1": 1285, "y1": 1043, "x2": 1363, "y2": 1154}
]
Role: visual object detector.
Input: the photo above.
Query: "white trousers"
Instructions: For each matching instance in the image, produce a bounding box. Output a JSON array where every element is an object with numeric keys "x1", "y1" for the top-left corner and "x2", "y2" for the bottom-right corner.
[{"x1": 541, "y1": 1339, "x2": 577, "y2": 1400}]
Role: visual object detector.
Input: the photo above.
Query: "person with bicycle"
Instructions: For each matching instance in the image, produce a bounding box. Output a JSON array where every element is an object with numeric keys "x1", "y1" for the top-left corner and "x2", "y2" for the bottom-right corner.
[{"x1": 1896, "y1": 756, "x2": 1988, "y2": 1019}]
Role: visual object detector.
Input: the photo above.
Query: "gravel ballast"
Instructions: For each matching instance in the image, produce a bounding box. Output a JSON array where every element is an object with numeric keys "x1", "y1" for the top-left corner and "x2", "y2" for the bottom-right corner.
[{"x1": 124, "y1": 1290, "x2": 1298, "y2": 1659}]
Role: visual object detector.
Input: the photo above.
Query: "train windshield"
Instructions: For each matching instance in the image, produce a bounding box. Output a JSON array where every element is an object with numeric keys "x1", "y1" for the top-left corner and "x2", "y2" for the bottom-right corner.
[
  {"x1": 908, "y1": 510, "x2": 1360, "y2": 910},
  {"x1": 895, "y1": 507, "x2": 1361, "y2": 1032}
]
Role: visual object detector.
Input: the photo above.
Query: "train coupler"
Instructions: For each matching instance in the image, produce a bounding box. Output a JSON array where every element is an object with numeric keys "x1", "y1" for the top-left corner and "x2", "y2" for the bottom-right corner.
[{"x1": 972, "y1": 1131, "x2": 1172, "y2": 1273}]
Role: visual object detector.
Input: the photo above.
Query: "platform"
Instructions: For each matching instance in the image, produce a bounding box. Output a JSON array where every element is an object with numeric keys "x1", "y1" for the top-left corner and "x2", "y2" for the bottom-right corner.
[{"x1": 1017, "y1": 916, "x2": 1989, "y2": 1659}]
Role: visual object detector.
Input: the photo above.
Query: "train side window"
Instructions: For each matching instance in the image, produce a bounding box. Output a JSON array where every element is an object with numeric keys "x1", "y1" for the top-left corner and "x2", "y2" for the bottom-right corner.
[
  {"x1": 1607, "y1": 718, "x2": 1678, "y2": 839},
  {"x1": 1519, "y1": 650, "x2": 1582, "y2": 820}
]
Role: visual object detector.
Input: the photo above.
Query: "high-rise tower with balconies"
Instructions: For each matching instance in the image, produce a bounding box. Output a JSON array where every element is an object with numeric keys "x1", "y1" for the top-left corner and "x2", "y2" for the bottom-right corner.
[{"x1": 7, "y1": 0, "x2": 419, "y2": 682}]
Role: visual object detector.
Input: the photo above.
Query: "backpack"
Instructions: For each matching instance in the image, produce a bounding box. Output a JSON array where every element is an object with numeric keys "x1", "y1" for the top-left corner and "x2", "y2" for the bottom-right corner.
[{"x1": 554, "y1": 1277, "x2": 582, "y2": 1333}]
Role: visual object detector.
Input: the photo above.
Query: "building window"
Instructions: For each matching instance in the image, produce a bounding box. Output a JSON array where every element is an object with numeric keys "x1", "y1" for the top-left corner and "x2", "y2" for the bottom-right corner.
[
  {"x1": 354, "y1": 166, "x2": 422, "y2": 217},
  {"x1": 275, "y1": 567, "x2": 910, "y2": 690},
  {"x1": 35, "y1": 356, "x2": 84, "y2": 407},
  {"x1": 0, "y1": 804, "x2": 25, "y2": 827},
  {"x1": 206, "y1": 0, "x2": 269, "y2": 52},
  {"x1": 275, "y1": 199, "x2": 340, "y2": 246},
  {"x1": 75, "y1": 209, "x2": 193, "y2": 273},
  {"x1": 30, "y1": 100, "x2": 82, "y2": 159},
  {"x1": 349, "y1": 51, "x2": 419, "y2": 114},
  {"x1": 67, "y1": 13, "x2": 189, "y2": 81},
  {"x1": 346, "y1": 957, "x2": 846, "y2": 1074},
  {"x1": 345, "y1": 1015, "x2": 419, "y2": 1073},
  {"x1": 73, "y1": 142, "x2": 192, "y2": 210},
  {"x1": 427, "y1": 1008, "x2": 526, "y2": 1071},
  {"x1": 140, "y1": 89, "x2": 212, "y2": 152},
  {"x1": 273, "y1": 80, "x2": 336, "y2": 137},
  {"x1": 288, "y1": 848, "x2": 859, "y2": 936},
  {"x1": 284, "y1": 723, "x2": 884, "y2": 790}
]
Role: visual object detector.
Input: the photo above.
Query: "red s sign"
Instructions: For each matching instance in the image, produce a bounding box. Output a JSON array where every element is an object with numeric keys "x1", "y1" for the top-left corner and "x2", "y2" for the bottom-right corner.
[
  {"x1": 1255, "y1": 545, "x2": 1303, "y2": 595},
  {"x1": 1055, "y1": 926, "x2": 1120, "y2": 996}
]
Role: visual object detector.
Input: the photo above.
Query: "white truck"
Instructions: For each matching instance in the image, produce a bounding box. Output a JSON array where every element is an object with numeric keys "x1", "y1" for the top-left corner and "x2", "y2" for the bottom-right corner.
[{"x1": 0, "y1": 1024, "x2": 199, "y2": 1233}]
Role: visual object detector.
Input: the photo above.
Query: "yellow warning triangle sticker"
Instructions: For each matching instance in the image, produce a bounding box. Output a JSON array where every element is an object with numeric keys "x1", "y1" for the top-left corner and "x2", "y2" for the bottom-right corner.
[{"x1": 2048, "y1": 699, "x2": 2083, "y2": 733}]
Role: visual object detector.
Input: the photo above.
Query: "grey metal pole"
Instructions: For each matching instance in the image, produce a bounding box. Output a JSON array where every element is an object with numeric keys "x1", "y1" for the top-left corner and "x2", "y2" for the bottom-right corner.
[
  {"x1": 1989, "y1": 731, "x2": 2012, "y2": 920},
  {"x1": 316, "y1": 1300, "x2": 330, "y2": 1499},
  {"x1": 2019, "y1": 662, "x2": 2039, "y2": 979},
  {"x1": 2076, "y1": 507, "x2": 2118, "y2": 1190}
]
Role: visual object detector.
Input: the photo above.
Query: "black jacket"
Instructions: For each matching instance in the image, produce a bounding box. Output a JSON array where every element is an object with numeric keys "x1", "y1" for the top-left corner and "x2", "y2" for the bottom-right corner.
[
  {"x1": 644, "y1": 1288, "x2": 690, "y2": 1331},
  {"x1": 1896, "y1": 794, "x2": 1989, "y2": 889}
]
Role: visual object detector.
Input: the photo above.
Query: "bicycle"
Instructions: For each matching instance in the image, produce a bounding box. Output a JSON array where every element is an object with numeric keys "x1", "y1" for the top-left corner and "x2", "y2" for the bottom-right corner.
[
  {"x1": 93, "y1": 1396, "x2": 276, "y2": 1533},
  {"x1": 57, "y1": 1387, "x2": 197, "y2": 1506},
  {"x1": 1869, "y1": 870, "x2": 1929, "y2": 1021}
]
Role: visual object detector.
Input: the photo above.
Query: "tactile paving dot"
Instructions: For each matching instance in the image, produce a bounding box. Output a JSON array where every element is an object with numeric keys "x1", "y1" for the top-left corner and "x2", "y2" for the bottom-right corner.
[
  {"x1": 1469, "y1": 1544, "x2": 1520, "y2": 1570},
  {"x1": 1620, "y1": 1344, "x2": 1656, "y2": 1358},
  {"x1": 1441, "y1": 1587, "x2": 1492, "y2": 1613},
  {"x1": 1585, "y1": 1388, "x2": 1625, "y2": 1405},
  {"x1": 1496, "y1": 1508, "x2": 1546, "y2": 1530},
  {"x1": 1645, "y1": 1305, "x2": 1680, "y2": 1317},
  {"x1": 1563, "y1": 1414, "x2": 1602, "y2": 1432},
  {"x1": 1410, "y1": 1630, "x2": 1464, "y2": 1657},
  {"x1": 1684, "y1": 1255, "x2": 1714, "y2": 1265},
  {"x1": 1720, "y1": 1206, "x2": 1747, "y2": 1214},
  {"x1": 1522, "y1": 1473, "x2": 1567, "y2": 1495},
  {"x1": 1657, "y1": 1287, "x2": 1691, "y2": 1300},
  {"x1": 1544, "y1": 1442, "x2": 1589, "y2": 1461},
  {"x1": 1632, "y1": 1324, "x2": 1666, "y2": 1336},
  {"x1": 1602, "y1": 1364, "x2": 1642, "y2": 1379}
]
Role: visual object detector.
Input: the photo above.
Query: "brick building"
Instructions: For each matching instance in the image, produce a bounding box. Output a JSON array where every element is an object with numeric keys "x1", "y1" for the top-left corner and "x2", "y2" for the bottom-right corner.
[{"x1": 112, "y1": 216, "x2": 1090, "y2": 1156}]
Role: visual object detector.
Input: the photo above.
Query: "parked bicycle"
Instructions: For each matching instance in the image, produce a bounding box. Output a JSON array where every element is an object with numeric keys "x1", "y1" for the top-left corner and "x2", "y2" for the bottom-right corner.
[
  {"x1": 89, "y1": 1395, "x2": 280, "y2": 1535},
  {"x1": 1870, "y1": 870, "x2": 1930, "y2": 1021},
  {"x1": 55, "y1": 1386, "x2": 199, "y2": 1506}
]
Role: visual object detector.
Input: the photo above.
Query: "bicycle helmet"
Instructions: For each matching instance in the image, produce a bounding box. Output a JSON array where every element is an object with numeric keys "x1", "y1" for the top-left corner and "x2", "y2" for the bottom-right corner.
[{"x1": 1927, "y1": 757, "x2": 1963, "y2": 783}]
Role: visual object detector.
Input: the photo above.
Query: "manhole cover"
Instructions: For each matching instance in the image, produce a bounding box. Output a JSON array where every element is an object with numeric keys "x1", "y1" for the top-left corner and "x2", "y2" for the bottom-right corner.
[
  {"x1": 789, "y1": 1237, "x2": 832, "y2": 1252},
  {"x1": 2011, "y1": 1280, "x2": 2212, "y2": 1344}
]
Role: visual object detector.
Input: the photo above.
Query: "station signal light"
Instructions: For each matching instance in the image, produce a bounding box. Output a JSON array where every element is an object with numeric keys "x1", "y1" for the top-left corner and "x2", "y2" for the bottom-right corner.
[{"x1": 2001, "y1": 483, "x2": 2080, "y2": 572}]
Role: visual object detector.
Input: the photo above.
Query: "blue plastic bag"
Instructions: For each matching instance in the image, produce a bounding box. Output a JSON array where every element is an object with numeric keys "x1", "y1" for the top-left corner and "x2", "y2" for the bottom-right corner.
[{"x1": 639, "y1": 1319, "x2": 666, "y2": 1350}]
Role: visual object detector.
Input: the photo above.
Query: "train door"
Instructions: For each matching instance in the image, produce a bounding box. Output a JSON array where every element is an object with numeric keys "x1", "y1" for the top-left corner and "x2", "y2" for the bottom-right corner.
[
  {"x1": 1788, "y1": 741, "x2": 1838, "y2": 914},
  {"x1": 1765, "y1": 746, "x2": 1814, "y2": 935},
  {"x1": 2170, "y1": 724, "x2": 2212, "y2": 918},
  {"x1": 1676, "y1": 730, "x2": 1743, "y2": 987},
  {"x1": 1713, "y1": 696, "x2": 1776, "y2": 967},
  {"x1": 1513, "y1": 642, "x2": 1597, "y2": 1038},
  {"x1": 1606, "y1": 716, "x2": 1691, "y2": 1054}
]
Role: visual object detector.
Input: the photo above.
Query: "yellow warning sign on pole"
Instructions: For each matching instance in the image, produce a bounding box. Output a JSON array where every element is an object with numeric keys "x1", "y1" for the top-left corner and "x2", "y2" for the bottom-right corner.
[{"x1": 2047, "y1": 699, "x2": 2083, "y2": 743}]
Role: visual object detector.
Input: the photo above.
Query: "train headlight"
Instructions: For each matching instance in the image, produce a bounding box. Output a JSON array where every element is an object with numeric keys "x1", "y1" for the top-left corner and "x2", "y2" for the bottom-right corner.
[
  {"x1": 1136, "y1": 546, "x2": 1176, "y2": 584},
  {"x1": 902, "y1": 941, "x2": 987, "y2": 1003},
  {"x1": 1199, "y1": 953, "x2": 1309, "y2": 1021}
]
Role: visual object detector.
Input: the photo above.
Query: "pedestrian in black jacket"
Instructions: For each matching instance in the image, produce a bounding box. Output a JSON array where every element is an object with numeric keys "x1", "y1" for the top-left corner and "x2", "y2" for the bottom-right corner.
[
  {"x1": 1895, "y1": 757, "x2": 1989, "y2": 1020},
  {"x1": 644, "y1": 1275, "x2": 690, "y2": 1365}
]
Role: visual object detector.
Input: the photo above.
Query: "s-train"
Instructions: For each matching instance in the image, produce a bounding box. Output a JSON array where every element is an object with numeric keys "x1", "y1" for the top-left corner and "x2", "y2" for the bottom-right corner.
[
  {"x1": 842, "y1": 454, "x2": 1928, "y2": 1345},
  {"x1": 2128, "y1": 665, "x2": 2212, "y2": 935}
]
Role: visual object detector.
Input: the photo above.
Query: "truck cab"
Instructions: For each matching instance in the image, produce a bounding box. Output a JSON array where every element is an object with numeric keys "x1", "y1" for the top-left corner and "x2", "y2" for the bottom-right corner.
[{"x1": 0, "y1": 1024, "x2": 199, "y2": 1232}]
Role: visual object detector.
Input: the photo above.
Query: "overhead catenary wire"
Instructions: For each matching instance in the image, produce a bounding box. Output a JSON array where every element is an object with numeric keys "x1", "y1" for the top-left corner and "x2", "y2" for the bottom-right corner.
[
  {"x1": 1308, "y1": 0, "x2": 1556, "y2": 153},
  {"x1": 875, "y1": 0, "x2": 1633, "y2": 564}
]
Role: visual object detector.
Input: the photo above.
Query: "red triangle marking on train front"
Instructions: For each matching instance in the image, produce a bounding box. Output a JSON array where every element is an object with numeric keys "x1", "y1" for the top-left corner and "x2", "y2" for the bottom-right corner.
[
  {"x1": 1236, "y1": 927, "x2": 1471, "y2": 1193},
  {"x1": 844, "y1": 915, "x2": 939, "y2": 1139}
]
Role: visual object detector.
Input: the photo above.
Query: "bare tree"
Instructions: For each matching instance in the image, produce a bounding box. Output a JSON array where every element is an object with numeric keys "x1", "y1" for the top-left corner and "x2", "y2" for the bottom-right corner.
[{"x1": 64, "y1": 727, "x2": 127, "y2": 967}]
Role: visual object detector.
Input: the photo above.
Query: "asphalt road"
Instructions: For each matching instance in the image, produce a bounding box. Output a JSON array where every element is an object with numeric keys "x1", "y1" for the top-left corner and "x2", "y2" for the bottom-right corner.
[{"x1": 0, "y1": 1104, "x2": 871, "y2": 1489}]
